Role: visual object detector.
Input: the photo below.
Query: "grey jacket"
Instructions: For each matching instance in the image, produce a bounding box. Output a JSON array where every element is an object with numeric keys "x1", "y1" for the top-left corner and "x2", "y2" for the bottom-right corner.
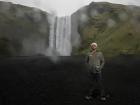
[{"x1": 86, "y1": 52, "x2": 105, "y2": 73}]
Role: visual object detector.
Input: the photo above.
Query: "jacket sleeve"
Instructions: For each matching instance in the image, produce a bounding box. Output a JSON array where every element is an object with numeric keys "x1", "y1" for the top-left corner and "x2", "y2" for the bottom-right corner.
[
  {"x1": 99, "y1": 52, "x2": 105, "y2": 70},
  {"x1": 85, "y1": 55, "x2": 89, "y2": 64}
]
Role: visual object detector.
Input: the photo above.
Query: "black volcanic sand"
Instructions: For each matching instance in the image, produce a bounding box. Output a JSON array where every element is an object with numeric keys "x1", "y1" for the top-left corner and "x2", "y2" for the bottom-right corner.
[{"x1": 0, "y1": 55, "x2": 140, "y2": 105}]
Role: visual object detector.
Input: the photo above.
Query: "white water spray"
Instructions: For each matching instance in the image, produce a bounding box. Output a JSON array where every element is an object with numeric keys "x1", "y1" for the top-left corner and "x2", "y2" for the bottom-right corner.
[{"x1": 48, "y1": 16, "x2": 72, "y2": 56}]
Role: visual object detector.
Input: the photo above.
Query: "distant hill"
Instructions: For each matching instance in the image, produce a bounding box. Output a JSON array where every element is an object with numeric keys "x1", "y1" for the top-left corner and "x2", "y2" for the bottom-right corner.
[
  {"x1": 0, "y1": 1, "x2": 49, "y2": 56},
  {"x1": 71, "y1": 2, "x2": 140, "y2": 57}
]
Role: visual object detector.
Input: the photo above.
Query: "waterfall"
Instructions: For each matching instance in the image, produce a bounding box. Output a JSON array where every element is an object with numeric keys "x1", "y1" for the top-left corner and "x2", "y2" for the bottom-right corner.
[
  {"x1": 48, "y1": 16, "x2": 72, "y2": 56},
  {"x1": 49, "y1": 15, "x2": 56, "y2": 49}
]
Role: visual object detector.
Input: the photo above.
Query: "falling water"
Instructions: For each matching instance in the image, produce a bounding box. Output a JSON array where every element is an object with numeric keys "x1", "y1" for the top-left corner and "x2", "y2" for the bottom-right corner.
[
  {"x1": 49, "y1": 15, "x2": 56, "y2": 50},
  {"x1": 48, "y1": 16, "x2": 72, "y2": 56}
]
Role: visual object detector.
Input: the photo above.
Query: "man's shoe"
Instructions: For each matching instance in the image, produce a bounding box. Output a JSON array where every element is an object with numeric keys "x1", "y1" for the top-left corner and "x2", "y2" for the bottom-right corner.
[
  {"x1": 100, "y1": 97, "x2": 106, "y2": 101},
  {"x1": 85, "y1": 96, "x2": 93, "y2": 100}
]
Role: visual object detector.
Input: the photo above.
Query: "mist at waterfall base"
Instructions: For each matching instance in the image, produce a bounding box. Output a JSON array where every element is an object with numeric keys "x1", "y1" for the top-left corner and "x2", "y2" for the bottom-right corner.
[{"x1": 21, "y1": 15, "x2": 79, "y2": 62}]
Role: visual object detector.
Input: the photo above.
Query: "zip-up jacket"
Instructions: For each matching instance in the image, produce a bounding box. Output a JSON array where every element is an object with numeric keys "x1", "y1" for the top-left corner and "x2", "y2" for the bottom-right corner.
[{"x1": 86, "y1": 51, "x2": 105, "y2": 73}]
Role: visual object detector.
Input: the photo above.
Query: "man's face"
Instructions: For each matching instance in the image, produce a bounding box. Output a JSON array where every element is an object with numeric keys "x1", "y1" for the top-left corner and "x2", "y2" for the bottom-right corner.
[{"x1": 90, "y1": 44, "x2": 97, "y2": 51}]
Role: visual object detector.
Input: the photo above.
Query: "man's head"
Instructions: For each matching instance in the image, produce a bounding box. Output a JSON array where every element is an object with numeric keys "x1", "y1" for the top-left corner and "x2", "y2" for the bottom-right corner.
[{"x1": 90, "y1": 42, "x2": 97, "y2": 51}]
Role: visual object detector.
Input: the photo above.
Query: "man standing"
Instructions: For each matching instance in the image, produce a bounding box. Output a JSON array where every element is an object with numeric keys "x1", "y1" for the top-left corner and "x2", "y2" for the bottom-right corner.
[{"x1": 85, "y1": 42, "x2": 106, "y2": 101}]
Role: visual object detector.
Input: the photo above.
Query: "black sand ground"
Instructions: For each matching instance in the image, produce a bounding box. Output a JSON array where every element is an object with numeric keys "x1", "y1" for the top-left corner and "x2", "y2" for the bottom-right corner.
[{"x1": 0, "y1": 55, "x2": 140, "y2": 105}]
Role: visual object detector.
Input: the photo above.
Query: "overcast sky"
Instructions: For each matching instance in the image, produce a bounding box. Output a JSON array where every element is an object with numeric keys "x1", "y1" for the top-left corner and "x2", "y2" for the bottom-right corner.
[{"x1": 0, "y1": 0, "x2": 140, "y2": 16}]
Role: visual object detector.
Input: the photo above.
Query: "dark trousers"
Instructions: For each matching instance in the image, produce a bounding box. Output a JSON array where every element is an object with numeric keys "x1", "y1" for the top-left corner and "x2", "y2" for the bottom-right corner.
[{"x1": 88, "y1": 72, "x2": 105, "y2": 97}]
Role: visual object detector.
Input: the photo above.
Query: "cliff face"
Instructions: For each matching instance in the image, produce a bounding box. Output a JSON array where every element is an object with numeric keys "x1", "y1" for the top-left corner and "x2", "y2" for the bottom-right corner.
[
  {"x1": 71, "y1": 2, "x2": 140, "y2": 57},
  {"x1": 1, "y1": 1, "x2": 140, "y2": 57},
  {"x1": 0, "y1": 1, "x2": 50, "y2": 56}
]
